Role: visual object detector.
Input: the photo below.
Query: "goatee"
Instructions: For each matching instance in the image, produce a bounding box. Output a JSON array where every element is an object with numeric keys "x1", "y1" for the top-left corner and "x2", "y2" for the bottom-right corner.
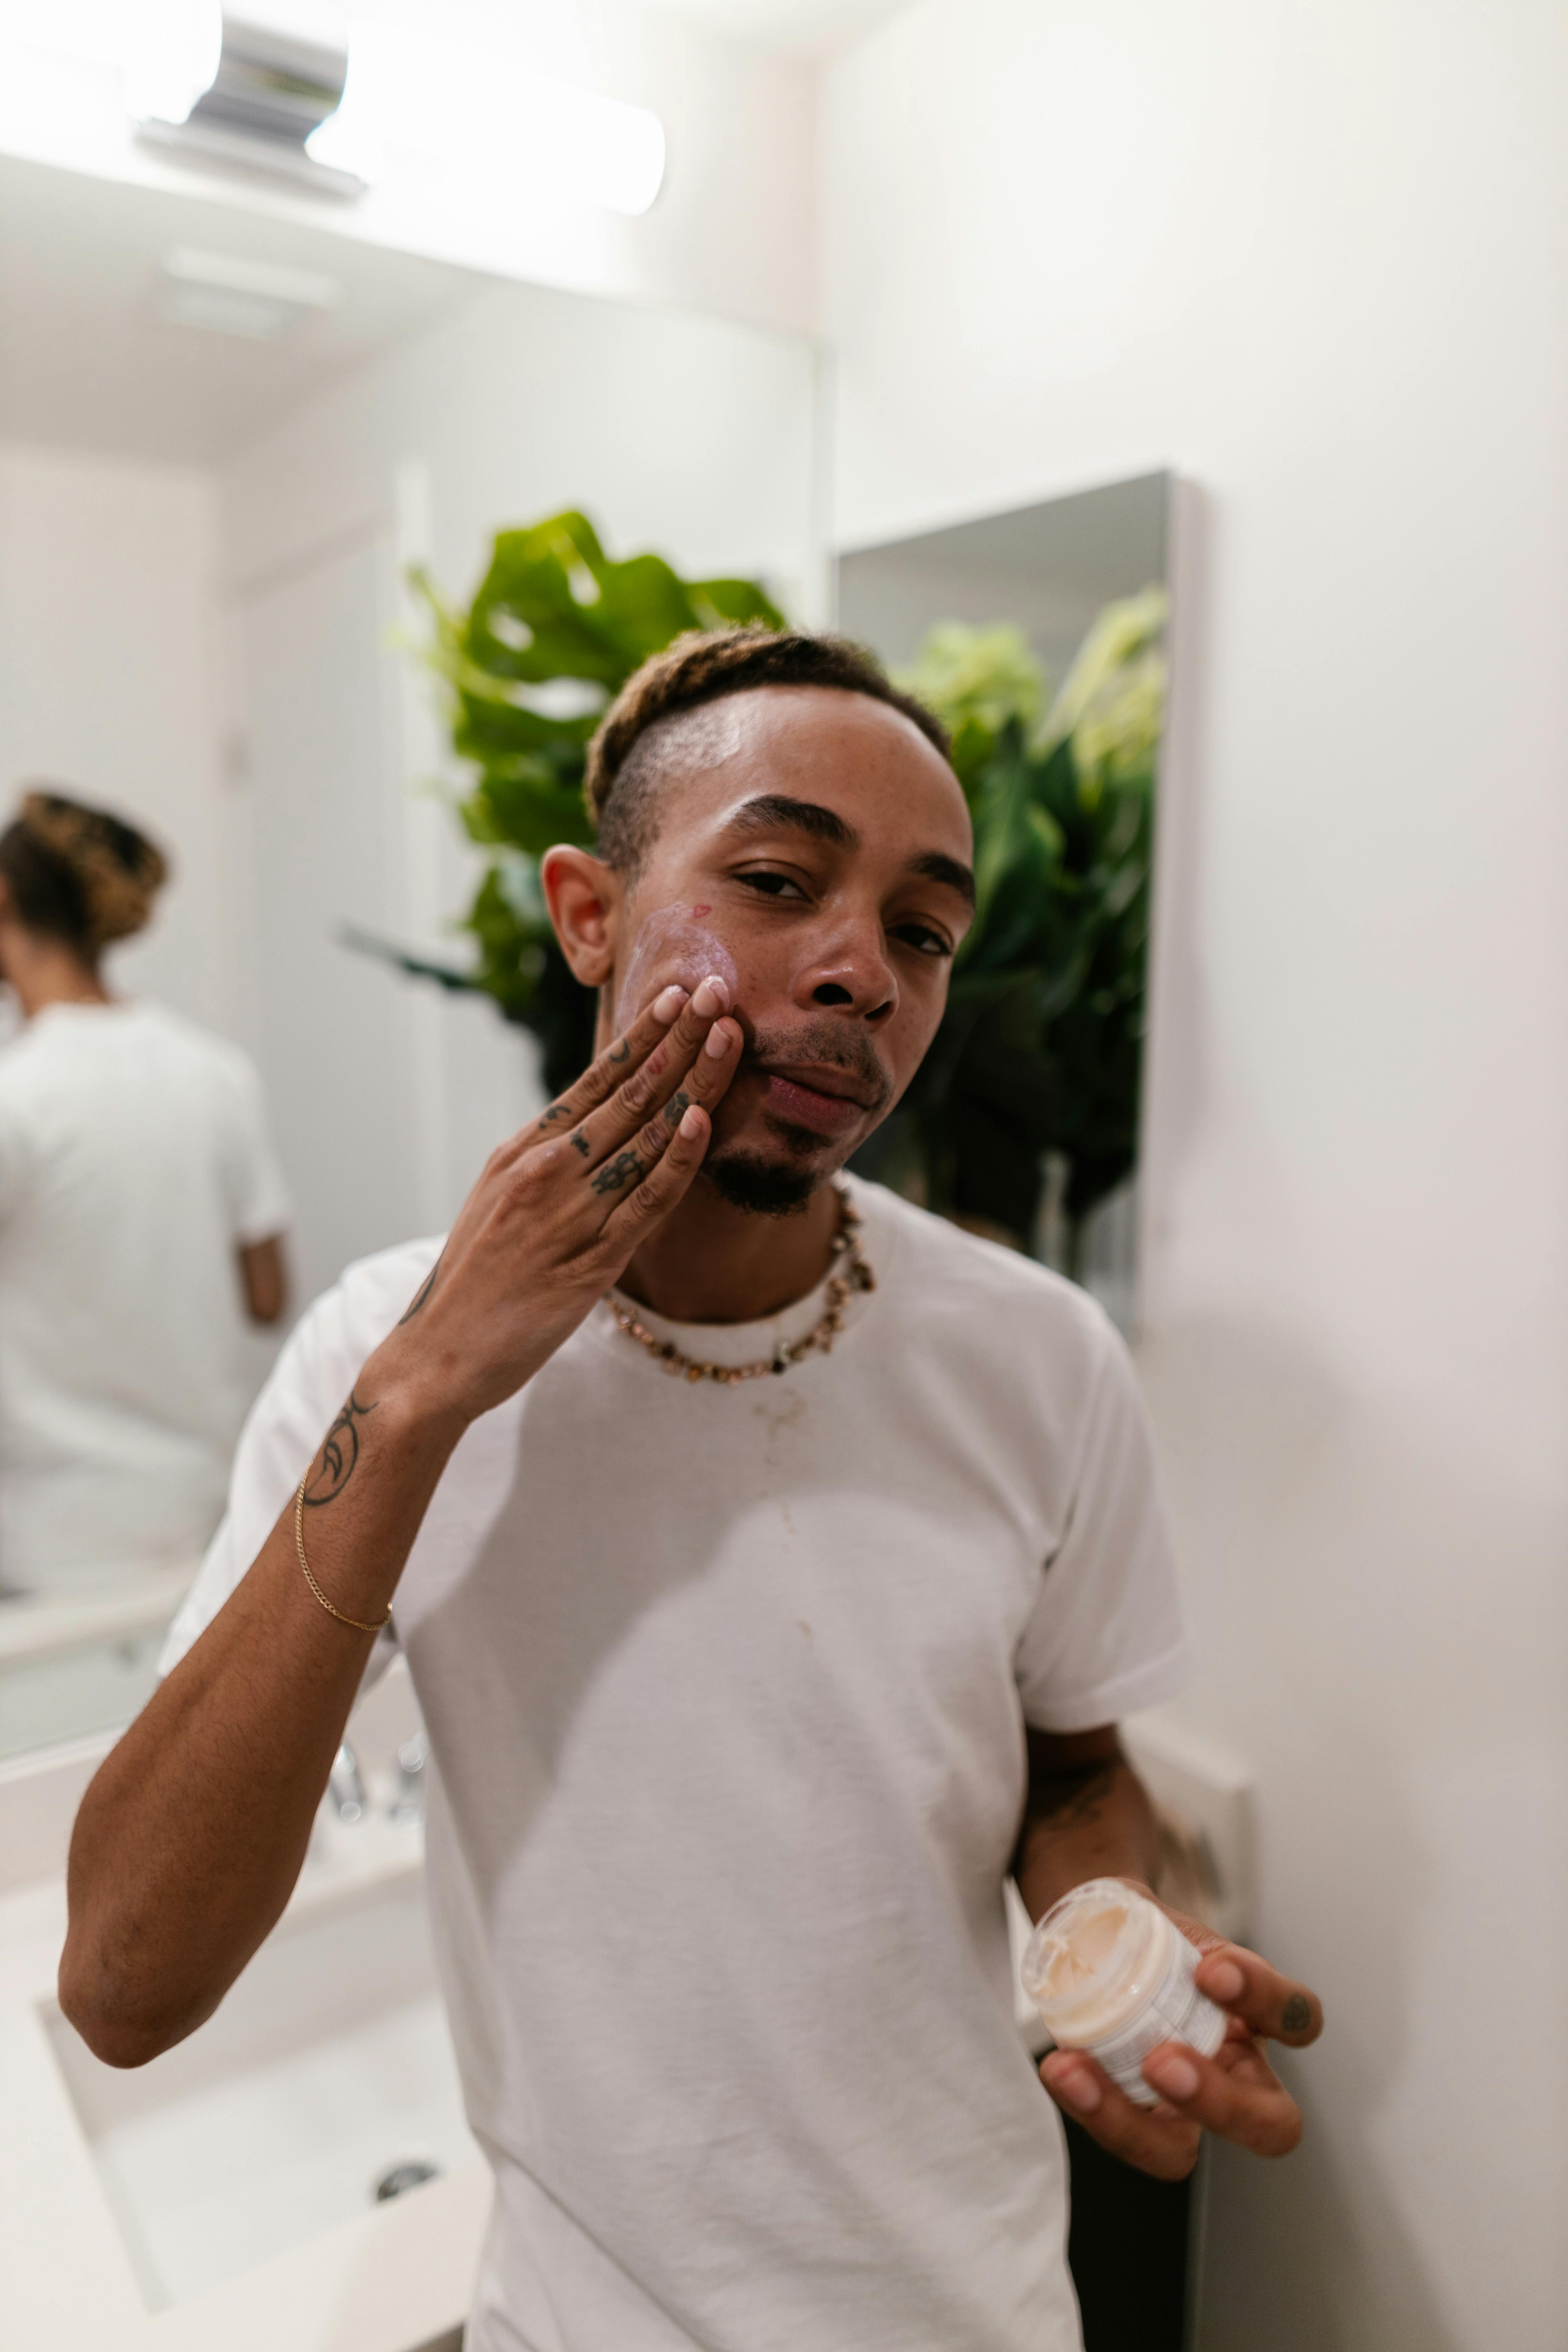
[{"x1": 705, "y1": 1149, "x2": 820, "y2": 1218}]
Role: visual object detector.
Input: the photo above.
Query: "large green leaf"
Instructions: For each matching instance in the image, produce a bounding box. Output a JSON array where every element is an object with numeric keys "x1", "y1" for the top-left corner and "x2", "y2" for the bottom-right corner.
[
  {"x1": 457, "y1": 514, "x2": 783, "y2": 698},
  {"x1": 690, "y1": 577, "x2": 786, "y2": 631},
  {"x1": 461, "y1": 770, "x2": 597, "y2": 857},
  {"x1": 387, "y1": 512, "x2": 785, "y2": 1084}
]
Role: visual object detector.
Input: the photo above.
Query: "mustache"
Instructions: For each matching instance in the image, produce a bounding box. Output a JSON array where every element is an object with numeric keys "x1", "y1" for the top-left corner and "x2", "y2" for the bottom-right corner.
[{"x1": 742, "y1": 1018, "x2": 894, "y2": 1114}]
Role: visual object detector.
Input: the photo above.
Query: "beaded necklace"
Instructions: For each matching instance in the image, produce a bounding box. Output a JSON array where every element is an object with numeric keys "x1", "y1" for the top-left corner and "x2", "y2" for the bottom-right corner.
[{"x1": 607, "y1": 1185, "x2": 875, "y2": 1386}]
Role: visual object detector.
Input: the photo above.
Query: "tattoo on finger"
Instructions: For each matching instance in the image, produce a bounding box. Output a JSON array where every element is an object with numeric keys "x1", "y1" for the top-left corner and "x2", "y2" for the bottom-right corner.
[
  {"x1": 663, "y1": 1090, "x2": 691, "y2": 1127},
  {"x1": 590, "y1": 1149, "x2": 644, "y2": 1195},
  {"x1": 570, "y1": 1132, "x2": 590, "y2": 1157},
  {"x1": 608, "y1": 1039, "x2": 631, "y2": 1065},
  {"x1": 537, "y1": 1105, "x2": 569, "y2": 1130},
  {"x1": 1281, "y1": 1994, "x2": 1311, "y2": 2036}
]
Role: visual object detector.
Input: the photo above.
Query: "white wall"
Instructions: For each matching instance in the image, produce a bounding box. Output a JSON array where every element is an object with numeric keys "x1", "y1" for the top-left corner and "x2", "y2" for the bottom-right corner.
[
  {"x1": 823, "y1": 5, "x2": 1568, "y2": 2349},
  {"x1": 222, "y1": 277, "x2": 818, "y2": 613},
  {"x1": 0, "y1": 443, "x2": 239, "y2": 1036},
  {"x1": 594, "y1": 0, "x2": 819, "y2": 334},
  {"x1": 220, "y1": 276, "x2": 817, "y2": 1300}
]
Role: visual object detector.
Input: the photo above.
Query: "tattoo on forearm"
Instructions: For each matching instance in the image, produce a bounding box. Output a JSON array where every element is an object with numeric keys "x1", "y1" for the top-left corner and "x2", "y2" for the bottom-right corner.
[
  {"x1": 303, "y1": 1391, "x2": 378, "y2": 1506},
  {"x1": 570, "y1": 1130, "x2": 590, "y2": 1156},
  {"x1": 1281, "y1": 1994, "x2": 1310, "y2": 2036},
  {"x1": 1011, "y1": 1757, "x2": 1126, "y2": 1884},
  {"x1": 1034, "y1": 1759, "x2": 1119, "y2": 1832},
  {"x1": 590, "y1": 1148, "x2": 643, "y2": 1195},
  {"x1": 663, "y1": 1089, "x2": 691, "y2": 1127},
  {"x1": 397, "y1": 1253, "x2": 443, "y2": 1325}
]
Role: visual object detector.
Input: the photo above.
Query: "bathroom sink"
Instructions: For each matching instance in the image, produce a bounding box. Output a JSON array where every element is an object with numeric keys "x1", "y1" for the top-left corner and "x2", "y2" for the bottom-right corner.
[{"x1": 44, "y1": 1853, "x2": 482, "y2": 2311}]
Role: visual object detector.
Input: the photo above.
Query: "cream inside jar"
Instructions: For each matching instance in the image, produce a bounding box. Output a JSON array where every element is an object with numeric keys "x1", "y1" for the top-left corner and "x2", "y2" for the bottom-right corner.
[{"x1": 1023, "y1": 1883, "x2": 1169, "y2": 2045}]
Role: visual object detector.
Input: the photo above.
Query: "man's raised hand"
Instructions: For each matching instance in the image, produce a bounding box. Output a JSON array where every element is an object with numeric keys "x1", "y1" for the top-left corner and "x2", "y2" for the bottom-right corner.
[{"x1": 371, "y1": 975, "x2": 742, "y2": 1429}]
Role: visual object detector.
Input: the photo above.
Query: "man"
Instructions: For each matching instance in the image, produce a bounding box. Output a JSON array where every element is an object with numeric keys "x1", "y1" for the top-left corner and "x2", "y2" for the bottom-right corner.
[
  {"x1": 60, "y1": 630, "x2": 1320, "y2": 2351},
  {"x1": 0, "y1": 789, "x2": 289, "y2": 1597}
]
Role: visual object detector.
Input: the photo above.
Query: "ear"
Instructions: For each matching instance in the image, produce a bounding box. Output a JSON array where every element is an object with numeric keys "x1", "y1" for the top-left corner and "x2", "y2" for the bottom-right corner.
[{"x1": 540, "y1": 845, "x2": 621, "y2": 989}]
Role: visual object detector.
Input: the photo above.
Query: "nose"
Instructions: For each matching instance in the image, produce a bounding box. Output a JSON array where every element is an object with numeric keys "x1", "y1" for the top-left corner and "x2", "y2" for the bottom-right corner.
[{"x1": 794, "y1": 913, "x2": 898, "y2": 1027}]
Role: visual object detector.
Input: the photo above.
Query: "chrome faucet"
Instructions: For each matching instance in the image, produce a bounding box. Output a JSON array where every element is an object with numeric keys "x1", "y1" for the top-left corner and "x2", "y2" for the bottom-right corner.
[
  {"x1": 389, "y1": 1735, "x2": 427, "y2": 1825},
  {"x1": 326, "y1": 1743, "x2": 366, "y2": 1823}
]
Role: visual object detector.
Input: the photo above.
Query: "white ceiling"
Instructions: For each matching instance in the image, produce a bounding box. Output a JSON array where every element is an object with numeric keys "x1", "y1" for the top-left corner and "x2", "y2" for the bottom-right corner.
[
  {"x1": 0, "y1": 152, "x2": 479, "y2": 465},
  {"x1": 610, "y1": 0, "x2": 913, "y2": 60},
  {"x1": 241, "y1": 0, "x2": 915, "y2": 68}
]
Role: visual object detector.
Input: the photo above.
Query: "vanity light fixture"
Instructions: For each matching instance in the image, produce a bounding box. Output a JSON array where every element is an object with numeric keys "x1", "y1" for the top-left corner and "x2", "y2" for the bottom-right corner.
[
  {"x1": 122, "y1": 0, "x2": 224, "y2": 127},
  {"x1": 0, "y1": 0, "x2": 223, "y2": 130},
  {"x1": 306, "y1": 17, "x2": 667, "y2": 218},
  {"x1": 136, "y1": 14, "x2": 364, "y2": 200}
]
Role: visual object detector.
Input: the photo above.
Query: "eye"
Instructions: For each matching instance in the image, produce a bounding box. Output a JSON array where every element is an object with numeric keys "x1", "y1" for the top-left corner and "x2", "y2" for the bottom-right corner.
[
  {"x1": 891, "y1": 921, "x2": 953, "y2": 959},
  {"x1": 735, "y1": 868, "x2": 810, "y2": 902}
]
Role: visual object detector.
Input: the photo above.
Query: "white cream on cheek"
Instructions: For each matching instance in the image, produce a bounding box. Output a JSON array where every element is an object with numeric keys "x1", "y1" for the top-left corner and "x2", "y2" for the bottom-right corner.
[{"x1": 614, "y1": 902, "x2": 742, "y2": 1028}]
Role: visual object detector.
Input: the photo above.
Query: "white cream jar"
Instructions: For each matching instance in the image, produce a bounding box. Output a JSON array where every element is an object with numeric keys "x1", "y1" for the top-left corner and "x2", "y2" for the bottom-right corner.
[{"x1": 1020, "y1": 1878, "x2": 1227, "y2": 2107}]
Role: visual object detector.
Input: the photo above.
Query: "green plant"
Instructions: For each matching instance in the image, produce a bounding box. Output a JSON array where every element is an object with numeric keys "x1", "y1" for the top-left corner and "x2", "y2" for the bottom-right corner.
[
  {"x1": 852, "y1": 592, "x2": 1167, "y2": 1273},
  {"x1": 396, "y1": 510, "x2": 782, "y2": 1091}
]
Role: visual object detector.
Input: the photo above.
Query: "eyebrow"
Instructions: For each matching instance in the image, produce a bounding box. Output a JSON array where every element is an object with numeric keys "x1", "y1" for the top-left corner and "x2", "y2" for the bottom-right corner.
[
  {"x1": 727, "y1": 793, "x2": 857, "y2": 848},
  {"x1": 910, "y1": 850, "x2": 976, "y2": 909},
  {"x1": 724, "y1": 794, "x2": 977, "y2": 909}
]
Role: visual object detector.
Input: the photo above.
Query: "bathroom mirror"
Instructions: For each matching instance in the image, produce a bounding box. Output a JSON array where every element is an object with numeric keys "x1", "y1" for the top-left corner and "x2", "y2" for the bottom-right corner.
[
  {"x1": 836, "y1": 472, "x2": 1173, "y2": 1332},
  {"x1": 0, "y1": 147, "x2": 818, "y2": 1759}
]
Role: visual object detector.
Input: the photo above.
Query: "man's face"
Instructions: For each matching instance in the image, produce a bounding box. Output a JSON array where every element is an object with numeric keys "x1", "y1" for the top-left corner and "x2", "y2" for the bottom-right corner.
[{"x1": 604, "y1": 686, "x2": 974, "y2": 1206}]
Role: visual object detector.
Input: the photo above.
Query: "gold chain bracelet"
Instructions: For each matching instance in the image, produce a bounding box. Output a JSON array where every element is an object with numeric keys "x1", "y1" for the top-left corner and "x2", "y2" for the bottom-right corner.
[{"x1": 294, "y1": 1475, "x2": 391, "y2": 1634}]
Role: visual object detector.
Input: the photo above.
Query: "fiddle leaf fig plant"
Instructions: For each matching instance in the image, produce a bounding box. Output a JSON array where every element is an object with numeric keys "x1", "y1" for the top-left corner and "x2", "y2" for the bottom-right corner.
[{"x1": 401, "y1": 510, "x2": 782, "y2": 1090}]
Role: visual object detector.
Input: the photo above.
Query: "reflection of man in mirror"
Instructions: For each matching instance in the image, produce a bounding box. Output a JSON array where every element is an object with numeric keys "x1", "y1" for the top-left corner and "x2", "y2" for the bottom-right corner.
[
  {"x1": 0, "y1": 790, "x2": 290, "y2": 1601},
  {"x1": 62, "y1": 636, "x2": 1321, "y2": 2350}
]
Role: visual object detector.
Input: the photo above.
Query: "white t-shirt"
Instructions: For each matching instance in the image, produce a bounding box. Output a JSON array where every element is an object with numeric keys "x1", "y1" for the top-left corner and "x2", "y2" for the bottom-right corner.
[
  {"x1": 163, "y1": 1176, "x2": 1186, "y2": 2352},
  {"x1": 0, "y1": 999, "x2": 290, "y2": 1596}
]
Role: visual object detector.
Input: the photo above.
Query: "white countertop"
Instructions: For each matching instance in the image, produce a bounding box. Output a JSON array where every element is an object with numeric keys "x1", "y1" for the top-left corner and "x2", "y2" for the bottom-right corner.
[{"x1": 0, "y1": 1568, "x2": 192, "y2": 1667}]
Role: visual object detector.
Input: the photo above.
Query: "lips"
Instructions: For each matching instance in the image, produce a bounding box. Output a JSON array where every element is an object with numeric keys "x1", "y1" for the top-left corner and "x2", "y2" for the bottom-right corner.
[{"x1": 754, "y1": 1062, "x2": 877, "y2": 1139}]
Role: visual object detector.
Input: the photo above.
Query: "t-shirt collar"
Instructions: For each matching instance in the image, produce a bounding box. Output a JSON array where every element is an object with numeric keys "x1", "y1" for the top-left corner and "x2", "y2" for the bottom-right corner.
[{"x1": 592, "y1": 1172, "x2": 895, "y2": 1370}]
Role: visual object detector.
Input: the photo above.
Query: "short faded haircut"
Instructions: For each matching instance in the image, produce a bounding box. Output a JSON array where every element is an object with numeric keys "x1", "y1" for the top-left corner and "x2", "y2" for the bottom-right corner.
[{"x1": 584, "y1": 626, "x2": 952, "y2": 875}]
